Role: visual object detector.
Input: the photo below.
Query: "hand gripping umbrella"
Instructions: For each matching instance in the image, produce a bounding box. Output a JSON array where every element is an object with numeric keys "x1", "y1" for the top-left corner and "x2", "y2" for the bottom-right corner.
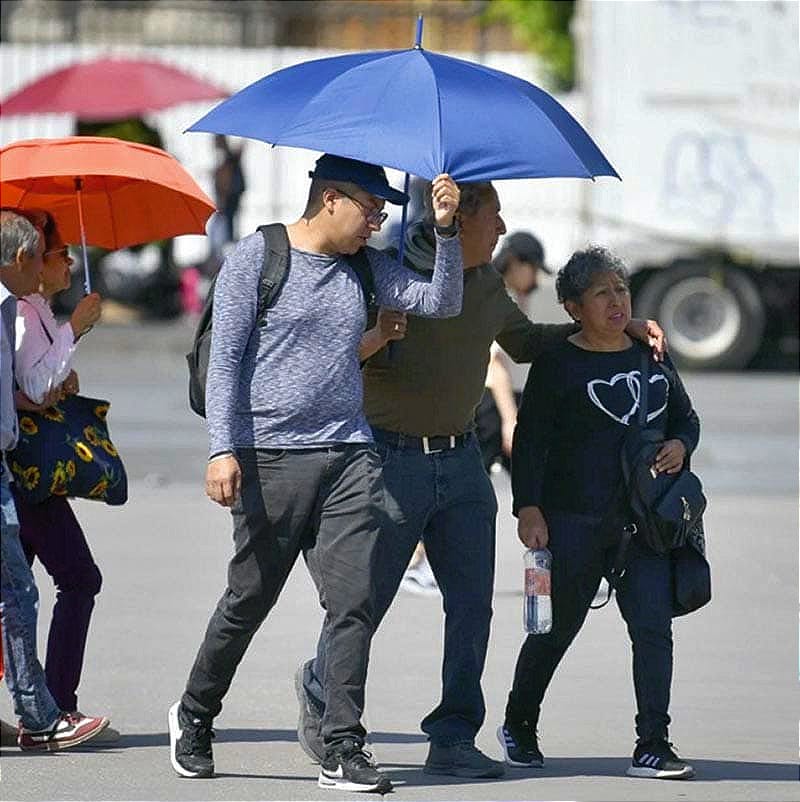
[{"x1": 0, "y1": 136, "x2": 216, "y2": 294}]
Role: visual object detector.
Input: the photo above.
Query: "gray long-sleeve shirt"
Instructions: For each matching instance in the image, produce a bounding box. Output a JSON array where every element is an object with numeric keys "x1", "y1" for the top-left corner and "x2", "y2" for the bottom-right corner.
[{"x1": 206, "y1": 230, "x2": 463, "y2": 454}]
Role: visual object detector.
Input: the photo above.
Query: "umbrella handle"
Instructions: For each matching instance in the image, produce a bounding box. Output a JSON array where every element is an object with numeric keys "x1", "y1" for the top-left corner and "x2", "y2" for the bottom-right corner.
[
  {"x1": 388, "y1": 171, "x2": 412, "y2": 362},
  {"x1": 74, "y1": 177, "x2": 92, "y2": 295}
]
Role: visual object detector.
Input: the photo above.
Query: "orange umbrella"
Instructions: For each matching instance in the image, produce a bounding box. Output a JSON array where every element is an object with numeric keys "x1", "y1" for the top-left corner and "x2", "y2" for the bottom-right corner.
[{"x1": 0, "y1": 136, "x2": 215, "y2": 292}]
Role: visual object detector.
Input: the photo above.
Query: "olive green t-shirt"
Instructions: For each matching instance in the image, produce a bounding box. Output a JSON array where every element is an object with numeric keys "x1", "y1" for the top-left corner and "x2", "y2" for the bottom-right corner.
[{"x1": 363, "y1": 255, "x2": 574, "y2": 436}]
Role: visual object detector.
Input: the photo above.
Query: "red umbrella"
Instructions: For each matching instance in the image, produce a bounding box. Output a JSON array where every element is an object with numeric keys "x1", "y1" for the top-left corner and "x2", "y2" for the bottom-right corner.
[{"x1": 0, "y1": 57, "x2": 228, "y2": 120}]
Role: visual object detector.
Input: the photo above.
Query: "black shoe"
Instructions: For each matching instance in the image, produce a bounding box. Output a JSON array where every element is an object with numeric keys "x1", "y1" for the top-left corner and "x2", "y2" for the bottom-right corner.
[
  {"x1": 423, "y1": 740, "x2": 505, "y2": 778},
  {"x1": 318, "y1": 739, "x2": 392, "y2": 793},
  {"x1": 627, "y1": 738, "x2": 694, "y2": 780},
  {"x1": 168, "y1": 702, "x2": 215, "y2": 778},
  {"x1": 294, "y1": 660, "x2": 325, "y2": 763},
  {"x1": 496, "y1": 724, "x2": 544, "y2": 768}
]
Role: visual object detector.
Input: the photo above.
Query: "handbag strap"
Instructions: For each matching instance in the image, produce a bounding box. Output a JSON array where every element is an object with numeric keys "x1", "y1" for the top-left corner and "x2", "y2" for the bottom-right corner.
[
  {"x1": 636, "y1": 347, "x2": 650, "y2": 428},
  {"x1": 589, "y1": 522, "x2": 636, "y2": 609},
  {"x1": 592, "y1": 348, "x2": 651, "y2": 610}
]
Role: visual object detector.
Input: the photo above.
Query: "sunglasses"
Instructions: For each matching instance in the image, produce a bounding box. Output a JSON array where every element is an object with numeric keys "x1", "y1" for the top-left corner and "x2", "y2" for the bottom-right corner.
[{"x1": 43, "y1": 246, "x2": 70, "y2": 260}]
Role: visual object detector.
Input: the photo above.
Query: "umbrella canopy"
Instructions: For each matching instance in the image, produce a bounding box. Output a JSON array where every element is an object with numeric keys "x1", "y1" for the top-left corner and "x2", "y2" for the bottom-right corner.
[
  {"x1": 1, "y1": 57, "x2": 228, "y2": 120},
  {"x1": 0, "y1": 136, "x2": 215, "y2": 250},
  {"x1": 1, "y1": 136, "x2": 215, "y2": 293},
  {"x1": 187, "y1": 46, "x2": 618, "y2": 183}
]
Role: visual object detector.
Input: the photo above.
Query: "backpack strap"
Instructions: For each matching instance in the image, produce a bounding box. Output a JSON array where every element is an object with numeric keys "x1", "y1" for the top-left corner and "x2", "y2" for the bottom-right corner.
[
  {"x1": 255, "y1": 224, "x2": 291, "y2": 327},
  {"x1": 344, "y1": 247, "x2": 375, "y2": 308}
]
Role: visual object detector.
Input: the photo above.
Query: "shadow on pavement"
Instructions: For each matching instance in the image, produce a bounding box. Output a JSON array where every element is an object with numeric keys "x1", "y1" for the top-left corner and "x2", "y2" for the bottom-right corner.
[
  {"x1": 0, "y1": 728, "x2": 428, "y2": 754},
  {"x1": 370, "y1": 730, "x2": 428, "y2": 745},
  {"x1": 381, "y1": 757, "x2": 797, "y2": 788},
  {"x1": 506, "y1": 756, "x2": 797, "y2": 782}
]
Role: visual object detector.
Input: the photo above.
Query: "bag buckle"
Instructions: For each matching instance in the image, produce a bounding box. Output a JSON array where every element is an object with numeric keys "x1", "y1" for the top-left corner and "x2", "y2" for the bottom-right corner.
[
  {"x1": 623, "y1": 523, "x2": 638, "y2": 536},
  {"x1": 422, "y1": 435, "x2": 455, "y2": 454},
  {"x1": 681, "y1": 496, "x2": 691, "y2": 521}
]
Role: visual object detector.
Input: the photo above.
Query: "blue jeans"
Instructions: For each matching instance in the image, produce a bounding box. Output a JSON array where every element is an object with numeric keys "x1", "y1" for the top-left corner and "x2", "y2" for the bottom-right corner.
[
  {"x1": 505, "y1": 510, "x2": 674, "y2": 741},
  {"x1": 308, "y1": 431, "x2": 498, "y2": 745},
  {"x1": 0, "y1": 466, "x2": 60, "y2": 730}
]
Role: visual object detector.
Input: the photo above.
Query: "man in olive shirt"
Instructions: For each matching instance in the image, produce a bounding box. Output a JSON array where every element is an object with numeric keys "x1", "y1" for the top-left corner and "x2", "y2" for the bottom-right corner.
[{"x1": 298, "y1": 183, "x2": 664, "y2": 778}]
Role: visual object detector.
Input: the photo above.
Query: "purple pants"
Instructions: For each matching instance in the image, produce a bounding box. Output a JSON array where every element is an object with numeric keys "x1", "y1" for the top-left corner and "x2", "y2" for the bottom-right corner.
[{"x1": 11, "y1": 487, "x2": 102, "y2": 713}]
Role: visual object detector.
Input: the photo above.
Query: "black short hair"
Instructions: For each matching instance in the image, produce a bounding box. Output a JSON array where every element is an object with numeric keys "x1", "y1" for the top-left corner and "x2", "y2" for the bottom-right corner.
[
  {"x1": 555, "y1": 246, "x2": 629, "y2": 304},
  {"x1": 421, "y1": 181, "x2": 495, "y2": 229}
]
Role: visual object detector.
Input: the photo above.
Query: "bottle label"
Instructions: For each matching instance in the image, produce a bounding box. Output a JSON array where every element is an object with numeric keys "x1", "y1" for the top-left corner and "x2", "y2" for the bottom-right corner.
[
  {"x1": 525, "y1": 568, "x2": 536, "y2": 595},
  {"x1": 525, "y1": 567, "x2": 551, "y2": 596}
]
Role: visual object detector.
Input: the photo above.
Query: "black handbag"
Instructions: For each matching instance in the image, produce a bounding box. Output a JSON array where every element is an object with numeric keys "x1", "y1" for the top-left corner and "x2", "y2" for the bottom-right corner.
[
  {"x1": 8, "y1": 395, "x2": 127, "y2": 506},
  {"x1": 672, "y1": 520, "x2": 712, "y2": 616},
  {"x1": 621, "y1": 351, "x2": 706, "y2": 555}
]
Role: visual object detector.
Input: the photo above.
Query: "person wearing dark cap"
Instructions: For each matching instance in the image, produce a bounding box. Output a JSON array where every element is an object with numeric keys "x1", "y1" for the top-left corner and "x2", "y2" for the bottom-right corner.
[
  {"x1": 478, "y1": 231, "x2": 552, "y2": 472},
  {"x1": 168, "y1": 154, "x2": 463, "y2": 793}
]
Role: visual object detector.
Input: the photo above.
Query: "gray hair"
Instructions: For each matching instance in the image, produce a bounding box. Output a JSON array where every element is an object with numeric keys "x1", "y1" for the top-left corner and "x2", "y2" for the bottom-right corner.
[
  {"x1": 555, "y1": 245, "x2": 629, "y2": 304},
  {"x1": 421, "y1": 180, "x2": 496, "y2": 228},
  {"x1": 0, "y1": 209, "x2": 41, "y2": 267}
]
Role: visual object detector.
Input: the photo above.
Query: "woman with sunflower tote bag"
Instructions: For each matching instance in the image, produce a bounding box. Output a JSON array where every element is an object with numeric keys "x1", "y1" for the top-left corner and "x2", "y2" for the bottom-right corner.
[{"x1": 8, "y1": 209, "x2": 118, "y2": 739}]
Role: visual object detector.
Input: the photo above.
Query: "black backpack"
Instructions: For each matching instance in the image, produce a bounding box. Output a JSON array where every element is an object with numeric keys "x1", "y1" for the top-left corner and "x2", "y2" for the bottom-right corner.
[
  {"x1": 186, "y1": 223, "x2": 374, "y2": 417},
  {"x1": 620, "y1": 349, "x2": 706, "y2": 554}
]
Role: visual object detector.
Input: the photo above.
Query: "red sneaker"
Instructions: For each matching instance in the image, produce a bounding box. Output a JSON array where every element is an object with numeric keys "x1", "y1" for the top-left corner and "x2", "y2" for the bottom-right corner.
[{"x1": 18, "y1": 712, "x2": 109, "y2": 751}]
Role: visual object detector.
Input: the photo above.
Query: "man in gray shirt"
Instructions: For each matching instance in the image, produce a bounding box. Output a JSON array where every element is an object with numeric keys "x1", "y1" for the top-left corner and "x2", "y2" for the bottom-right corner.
[{"x1": 169, "y1": 155, "x2": 463, "y2": 793}]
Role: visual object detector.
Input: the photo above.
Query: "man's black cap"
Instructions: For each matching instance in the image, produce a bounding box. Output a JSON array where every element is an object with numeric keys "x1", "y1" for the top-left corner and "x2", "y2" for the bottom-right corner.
[
  {"x1": 309, "y1": 154, "x2": 409, "y2": 205},
  {"x1": 497, "y1": 231, "x2": 551, "y2": 273}
]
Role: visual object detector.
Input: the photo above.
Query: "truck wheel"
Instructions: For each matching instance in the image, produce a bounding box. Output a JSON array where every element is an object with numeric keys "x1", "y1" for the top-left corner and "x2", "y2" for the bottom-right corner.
[{"x1": 634, "y1": 263, "x2": 765, "y2": 370}]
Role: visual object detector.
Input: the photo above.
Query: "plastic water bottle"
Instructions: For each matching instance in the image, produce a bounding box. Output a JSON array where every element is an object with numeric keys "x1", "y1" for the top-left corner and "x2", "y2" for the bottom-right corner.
[{"x1": 524, "y1": 548, "x2": 552, "y2": 634}]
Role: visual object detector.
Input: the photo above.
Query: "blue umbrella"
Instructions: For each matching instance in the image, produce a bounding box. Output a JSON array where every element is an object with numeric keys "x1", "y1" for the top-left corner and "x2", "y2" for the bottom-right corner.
[{"x1": 187, "y1": 20, "x2": 618, "y2": 184}]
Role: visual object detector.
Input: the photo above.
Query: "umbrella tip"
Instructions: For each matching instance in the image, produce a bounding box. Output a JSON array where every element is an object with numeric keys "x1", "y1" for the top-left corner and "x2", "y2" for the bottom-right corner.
[{"x1": 414, "y1": 14, "x2": 424, "y2": 49}]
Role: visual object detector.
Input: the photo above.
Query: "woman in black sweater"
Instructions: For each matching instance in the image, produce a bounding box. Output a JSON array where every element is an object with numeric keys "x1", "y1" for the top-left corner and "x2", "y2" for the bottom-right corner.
[{"x1": 496, "y1": 247, "x2": 700, "y2": 780}]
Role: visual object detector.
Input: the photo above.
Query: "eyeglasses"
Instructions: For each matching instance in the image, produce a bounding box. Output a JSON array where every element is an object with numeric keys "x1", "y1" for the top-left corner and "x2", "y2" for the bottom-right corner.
[
  {"x1": 336, "y1": 189, "x2": 388, "y2": 227},
  {"x1": 43, "y1": 247, "x2": 70, "y2": 260}
]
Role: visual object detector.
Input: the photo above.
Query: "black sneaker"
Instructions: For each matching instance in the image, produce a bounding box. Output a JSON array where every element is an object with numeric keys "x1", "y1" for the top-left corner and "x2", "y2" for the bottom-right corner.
[
  {"x1": 423, "y1": 740, "x2": 505, "y2": 778},
  {"x1": 168, "y1": 702, "x2": 215, "y2": 778},
  {"x1": 318, "y1": 739, "x2": 392, "y2": 793},
  {"x1": 626, "y1": 738, "x2": 694, "y2": 780},
  {"x1": 496, "y1": 723, "x2": 544, "y2": 768},
  {"x1": 294, "y1": 660, "x2": 325, "y2": 763}
]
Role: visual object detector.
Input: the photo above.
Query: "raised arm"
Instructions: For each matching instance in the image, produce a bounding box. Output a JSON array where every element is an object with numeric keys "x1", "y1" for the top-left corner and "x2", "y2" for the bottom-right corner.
[{"x1": 371, "y1": 175, "x2": 463, "y2": 318}]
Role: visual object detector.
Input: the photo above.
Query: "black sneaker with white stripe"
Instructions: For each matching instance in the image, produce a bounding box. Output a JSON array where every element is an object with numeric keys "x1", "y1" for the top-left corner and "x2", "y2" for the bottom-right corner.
[
  {"x1": 497, "y1": 724, "x2": 544, "y2": 767},
  {"x1": 168, "y1": 702, "x2": 215, "y2": 778},
  {"x1": 318, "y1": 739, "x2": 392, "y2": 793},
  {"x1": 626, "y1": 738, "x2": 694, "y2": 779}
]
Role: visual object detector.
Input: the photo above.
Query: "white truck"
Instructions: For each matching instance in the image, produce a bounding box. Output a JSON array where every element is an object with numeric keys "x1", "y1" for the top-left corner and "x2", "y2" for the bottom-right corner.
[{"x1": 574, "y1": 0, "x2": 799, "y2": 369}]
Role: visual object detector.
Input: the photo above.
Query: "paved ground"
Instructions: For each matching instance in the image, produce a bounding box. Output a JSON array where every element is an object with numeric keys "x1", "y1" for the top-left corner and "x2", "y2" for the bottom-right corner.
[{"x1": 1, "y1": 320, "x2": 797, "y2": 802}]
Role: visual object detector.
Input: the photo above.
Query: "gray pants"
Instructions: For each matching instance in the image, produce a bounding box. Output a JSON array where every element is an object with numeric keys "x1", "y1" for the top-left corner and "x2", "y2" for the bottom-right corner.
[{"x1": 182, "y1": 444, "x2": 386, "y2": 747}]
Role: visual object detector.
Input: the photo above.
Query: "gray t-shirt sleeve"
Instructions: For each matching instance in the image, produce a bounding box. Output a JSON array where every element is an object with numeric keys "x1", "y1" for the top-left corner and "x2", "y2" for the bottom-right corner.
[
  {"x1": 206, "y1": 234, "x2": 261, "y2": 455},
  {"x1": 369, "y1": 231, "x2": 463, "y2": 317}
]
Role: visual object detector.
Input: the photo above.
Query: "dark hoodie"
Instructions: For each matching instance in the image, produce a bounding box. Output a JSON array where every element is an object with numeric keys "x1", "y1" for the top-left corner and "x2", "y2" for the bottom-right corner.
[{"x1": 362, "y1": 222, "x2": 575, "y2": 435}]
